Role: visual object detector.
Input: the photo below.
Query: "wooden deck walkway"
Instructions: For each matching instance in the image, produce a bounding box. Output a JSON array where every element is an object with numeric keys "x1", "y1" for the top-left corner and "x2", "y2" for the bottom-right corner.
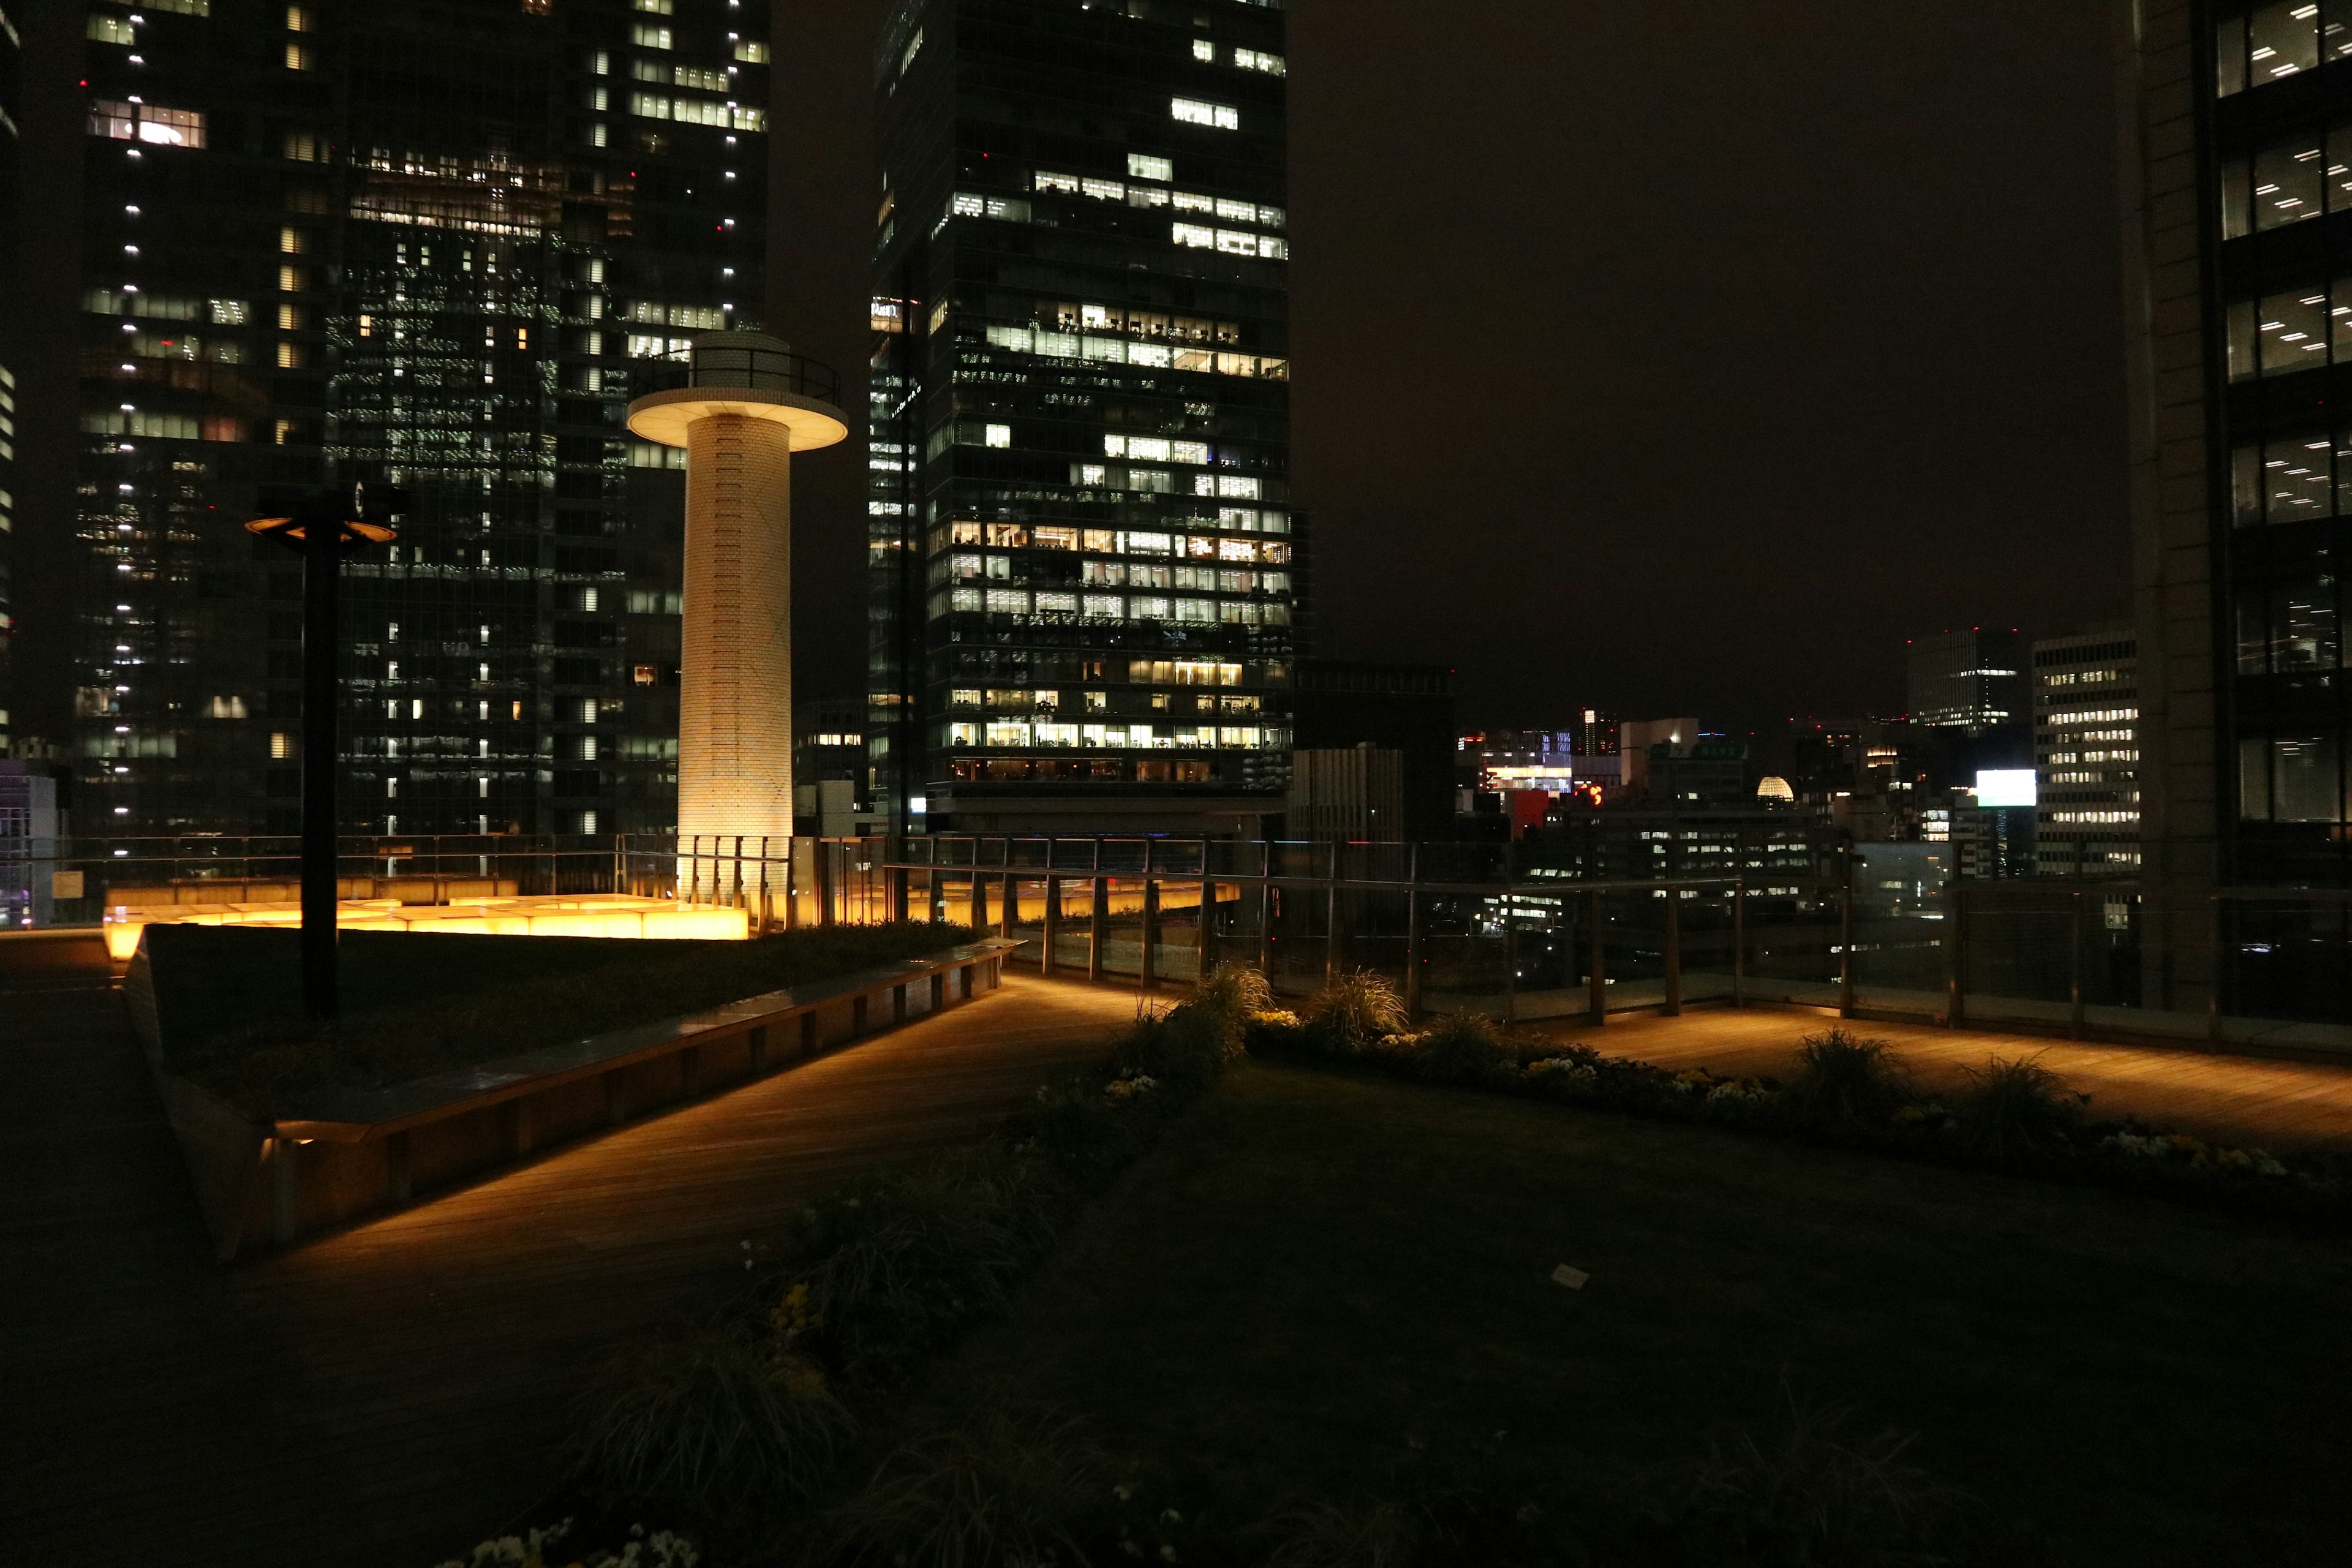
[
  {"x1": 1525, "y1": 1005, "x2": 2352, "y2": 1151},
  {"x1": 1, "y1": 967, "x2": 1136, "y2": 1568}
]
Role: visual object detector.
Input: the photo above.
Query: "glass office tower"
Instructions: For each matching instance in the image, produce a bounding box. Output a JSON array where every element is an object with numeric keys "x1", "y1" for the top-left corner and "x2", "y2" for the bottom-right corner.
[
  {"x1": 867, "y1": 0, "x2": 1298, "y2": 835},
  {"x1": 70, "y1": 0, "x2": 769, "y2": 839}
]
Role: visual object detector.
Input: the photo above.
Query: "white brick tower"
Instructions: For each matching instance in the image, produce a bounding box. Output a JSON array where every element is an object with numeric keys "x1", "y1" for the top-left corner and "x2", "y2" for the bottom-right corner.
[{"x1": 627, "y1": 333, "x2": 846, "y2": 846}]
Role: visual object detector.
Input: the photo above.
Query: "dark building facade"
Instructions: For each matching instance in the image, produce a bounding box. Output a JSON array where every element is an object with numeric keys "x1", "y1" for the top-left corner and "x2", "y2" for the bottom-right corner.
[
  {"x1": 65, "y1": 0, "x2": 771, "y2": 840},
  {"x1": 865, "y1": 0, "x2": 1298, "y2": 836},
  {"x1": 1292, "y1": 658, "x2": 1453, "y2": 840},
  {"x1": 1905, "y1": 628, "x2": 2028, "y2": 731},
  {"x1": 1, "y1": 0, "x2": 20, "y2": 755},
  {"x1": 2121, "y1": 0, "x2": 2352, "y2": 1019}
]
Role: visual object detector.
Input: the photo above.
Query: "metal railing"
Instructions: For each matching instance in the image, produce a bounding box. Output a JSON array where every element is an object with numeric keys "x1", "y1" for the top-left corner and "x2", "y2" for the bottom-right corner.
[{"x1": 8, "y1": 832, "x2": 2346, "y2": 1049}]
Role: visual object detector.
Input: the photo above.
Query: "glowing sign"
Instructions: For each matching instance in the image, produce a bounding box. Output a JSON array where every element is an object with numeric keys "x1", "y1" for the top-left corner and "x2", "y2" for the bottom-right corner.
[{"x1": 1974, "y1": 769, "x2": 2037, "y2": 808}]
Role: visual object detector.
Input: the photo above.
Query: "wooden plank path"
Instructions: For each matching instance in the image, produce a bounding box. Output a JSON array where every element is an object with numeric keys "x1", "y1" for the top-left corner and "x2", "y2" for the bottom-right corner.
[
  {"x1": 1, "y1": 965, "x2": 1137, "y2": 1568},
  {"x1": 1524, "y1": 1006, "x2": 2352, "y2": 1151}
]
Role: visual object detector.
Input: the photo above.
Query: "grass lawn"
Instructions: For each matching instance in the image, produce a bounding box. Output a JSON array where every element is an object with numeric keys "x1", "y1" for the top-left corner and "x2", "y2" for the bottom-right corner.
[
  {"x1": 907, "y1": 1060, "x2": 2352, "y2": 1566},
  {"x1": 148, "y1": 921, "x2": 970, "y2": 1114}
]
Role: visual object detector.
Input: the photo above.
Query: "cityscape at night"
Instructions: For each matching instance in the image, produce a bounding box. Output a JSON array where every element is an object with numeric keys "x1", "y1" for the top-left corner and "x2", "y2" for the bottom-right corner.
[{"x1": 2, "y1": 4, "x2": 2349, "y2": 1566}]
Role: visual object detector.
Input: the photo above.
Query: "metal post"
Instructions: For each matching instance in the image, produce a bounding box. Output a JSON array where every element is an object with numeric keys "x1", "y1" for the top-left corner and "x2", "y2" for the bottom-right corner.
[
  {"x1": 1140, "y1": 876, "x2": 1159, "y2": 992},
  {"x1": 1042, "y1": 874, "x2": 1060, "y2": 975},
  {"x1": 1732, "y1": 877, "x2": 1747, "y2": 1008},
  {"x1": 1663, "y1": 885, "x2": 1682, "y2": 1017},
  {"x1": 1502, "y1": 891, "x2": 1518, "y2": 1025},
  {"x1": 1257, "y1": 840, "x2": 1274, "y2": 975},
  {"x1": 2207, "y1": 894, "x2": 2225, "y2": 1044},
  {"x1": 1587, "y1": 888, "x2": 1607, "y2": 1025},
  {"x1": 1838, "y1": 850, "x2": 1856, "y2": 1018},
  {"x1": 1945, "y1": 880, "x2": 1964, "y2": 1026},
  {"x1": 298, "y1": 494, "x2": 341, "y2": 1018},
  {"x1": 2070, "y1": 888, "x2": 2086, "y2": 1039},
  {"x1": 1403, "y1": 842, "x2": 1422, "y2": 1022},
  {"x1": 972, "y1": 872, "x2": 988, "y2": 935},
  {"x1": 1090, "y1": 875, "x2": 1108, "y2": 981},
  {"x1": 997, "y1": 871, "x2": 1014, "y2": 939}
]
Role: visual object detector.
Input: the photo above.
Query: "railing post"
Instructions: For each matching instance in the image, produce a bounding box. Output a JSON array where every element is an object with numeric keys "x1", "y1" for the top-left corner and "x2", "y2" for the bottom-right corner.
[
  {"x1": 1663, "y1": 884, "x2": 1682, "y2": 1017},
  {"x1": 1947, "y1": 880, "x2": 1965, "y2": 1027},
  {"x1": 2207, "y1": 894, "x2": 2226, "y2": 1045},
  {"x1": 1838, "y1": 850, "x2": 1856, "y2": 1018},
  {"x1": 1140, "y1": 876, "x2": 1159, "y2": 992},
  {"x1": 1257, "y1": 840, "x2": 1275, "y2": 976},
  {"x1": 997, "y1": 871, "x2": 1014, "y2": 940},
  {"x1": 1502, "y1": 891, "x2": 1518, "y2": 1025},
  {"x1": 1732, "y1": 877, "x2": 1746, "y2": 1008},
  {"x1": 1042, "y1": 873, "x2": 1060, "y2": 976},
  {"x1": 1404, "y1": 842, "x2": 1423, "y2": 1023},
  {"x1": 2070, "y1": 888, "x2": 2086, "y2": 1039},
  {"x1": 1587, "y1": 888, "x2": 1607, "y2": 1025},
  {"x1": 1090, "y1": 874, "x2": 1108, "y2": 982},
  {"x1": 1324, "y1": 842, "x2": 1341, "y2": 989}
]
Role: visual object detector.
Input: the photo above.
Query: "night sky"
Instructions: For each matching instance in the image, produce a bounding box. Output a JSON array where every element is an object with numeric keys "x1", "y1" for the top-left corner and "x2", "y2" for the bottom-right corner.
[{"x1": 771, "y1": 0, "x2": 2130, "y2": 737}]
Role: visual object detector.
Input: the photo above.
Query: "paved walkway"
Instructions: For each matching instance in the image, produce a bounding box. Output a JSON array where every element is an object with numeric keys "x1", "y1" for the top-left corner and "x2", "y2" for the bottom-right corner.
[
  {"x1": 1523, "y1": 1005, "x2": 2352, "y2": 1152},
  {"x1": 1, "y1": 963, "x2": 1135, "y2": 1568}
]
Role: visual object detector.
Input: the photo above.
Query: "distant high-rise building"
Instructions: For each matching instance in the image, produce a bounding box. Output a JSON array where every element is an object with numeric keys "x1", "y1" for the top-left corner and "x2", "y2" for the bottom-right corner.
[
  {"x1": 866, "y1": 0, "x2": 1299, "y2": 836},
  {"x1": 1905, "y1": 629, "x2": 2027, "y2": 730},
  {"x1": 65, "y1": 0, "x2": 773, "y2": 839},
  {"x1": 2033, "y1": 627, "x2": 2140, "y2": 876}
]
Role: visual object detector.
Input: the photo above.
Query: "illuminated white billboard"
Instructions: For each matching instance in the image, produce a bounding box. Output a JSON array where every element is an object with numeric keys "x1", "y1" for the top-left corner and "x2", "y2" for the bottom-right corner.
[{"x1": 1974, "y1": 769, "x2": 2038, "y2": 808}]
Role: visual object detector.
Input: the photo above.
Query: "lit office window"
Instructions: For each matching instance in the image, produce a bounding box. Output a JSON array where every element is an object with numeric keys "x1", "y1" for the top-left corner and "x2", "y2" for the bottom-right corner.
[
  {"x1": 2218, "y1": 2, "x2": 2344, "y2": 96},
  {"x1": 1170, "y1": 97, "x2": 1239, "y2": 130},
  {"x1": 1128, "y1": 153, "x2": 1173, "y2": 181},
  {"x1": 2218, "y1": 126, "x2": 2352, "y2": 238}
]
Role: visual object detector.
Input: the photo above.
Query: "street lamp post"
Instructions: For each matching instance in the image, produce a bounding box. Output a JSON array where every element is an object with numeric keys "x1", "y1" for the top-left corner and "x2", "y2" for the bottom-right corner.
[{"x1": 247, "y1": 483, "x2": 407, "y2": 1017}]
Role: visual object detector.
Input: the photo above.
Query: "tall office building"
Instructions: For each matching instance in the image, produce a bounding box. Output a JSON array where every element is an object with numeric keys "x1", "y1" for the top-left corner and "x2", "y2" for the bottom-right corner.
[
  {"x1": 2032, "y1": 627, "x2": 2141, "y2": 876},
  {"x1": 866, "y1": 0, "x2": 1299, "y2": 836},
  {"x1": 1, "y1": 0, "x2": 21, "y2": 756},
  {"x1": 2120, "y1": 1, "x2": 2352, "y2": 1020},
  {"x1": 1904, "y1": 628, "x2": 2027, "y2": 730},
  {"x1": 67, "y1": 0, "x2": 771, "y2": 840}
]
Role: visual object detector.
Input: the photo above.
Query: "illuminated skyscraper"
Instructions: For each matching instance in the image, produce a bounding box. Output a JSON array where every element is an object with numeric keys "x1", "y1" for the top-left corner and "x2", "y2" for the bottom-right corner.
[
  {"x1": 867, "y1": 0, "x2": 1299, "y2": 835},
  {"x1": 67, "y1": 0, "x2": 770, "y2": 839}
]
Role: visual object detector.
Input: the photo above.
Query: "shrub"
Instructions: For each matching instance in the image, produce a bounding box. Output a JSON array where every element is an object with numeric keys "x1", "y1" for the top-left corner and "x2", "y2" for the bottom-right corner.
[
  {"x1": 1782, "y1": 1030, "x2": 1914, "y2": 1129},
  {"x1": 1264, "y1": 1499, "x2": 1427, "y2": 1568},
  {"x1": 1385, "y1": 1014, "x2": 1515, "y2": 1088},
  {"x1": 1116, "y1": 998, "x2": 1232, "y2": 1088},
  {"x1": 1196, "y1": 960, "x2": 1276, "y2": 1058},
  {"x1": 789, "y1": 1151, "x2": 1065, "y2": 1389},
  {"x1": 437, "y1": 1519, "x2": 701, "y2": 1568},
  {"x1": 573, "y1": 1320, "x2": 856, "y2": 1522},
  {"x1": 819, "y1": 1405, "x2": 1110, "y2": 1567},
  {"x1": 1676, "y1": 1392, "x2": 1956, "y2": 1568},
  {"x1": 1951, "y1": 1055, "x2": 2088, "y2": 1164},
  {"x1": 1310, "y1": 970, "x2": 1411, "y2": 1049}
]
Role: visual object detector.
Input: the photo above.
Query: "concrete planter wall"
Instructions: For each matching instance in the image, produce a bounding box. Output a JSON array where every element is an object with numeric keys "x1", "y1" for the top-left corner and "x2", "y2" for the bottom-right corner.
[{"x1": 126, "y1": 939, "x2": 1014, "y2": 1261}]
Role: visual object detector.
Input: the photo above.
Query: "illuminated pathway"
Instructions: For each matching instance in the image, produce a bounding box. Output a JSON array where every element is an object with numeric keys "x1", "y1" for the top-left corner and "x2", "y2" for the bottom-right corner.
[
  {"x1": 1524, "y1": 1006, "x2": 2352, "y2": 1152},
  {"x1": 0, "y1": 963, "x2": 1133, "y2": 1568}
]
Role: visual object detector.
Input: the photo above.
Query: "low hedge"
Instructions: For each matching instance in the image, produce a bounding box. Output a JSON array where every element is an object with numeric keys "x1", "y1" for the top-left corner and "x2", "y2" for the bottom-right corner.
[{"x1": 1248, "y1": 976, "x2": 2351, "y2": 1229}]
